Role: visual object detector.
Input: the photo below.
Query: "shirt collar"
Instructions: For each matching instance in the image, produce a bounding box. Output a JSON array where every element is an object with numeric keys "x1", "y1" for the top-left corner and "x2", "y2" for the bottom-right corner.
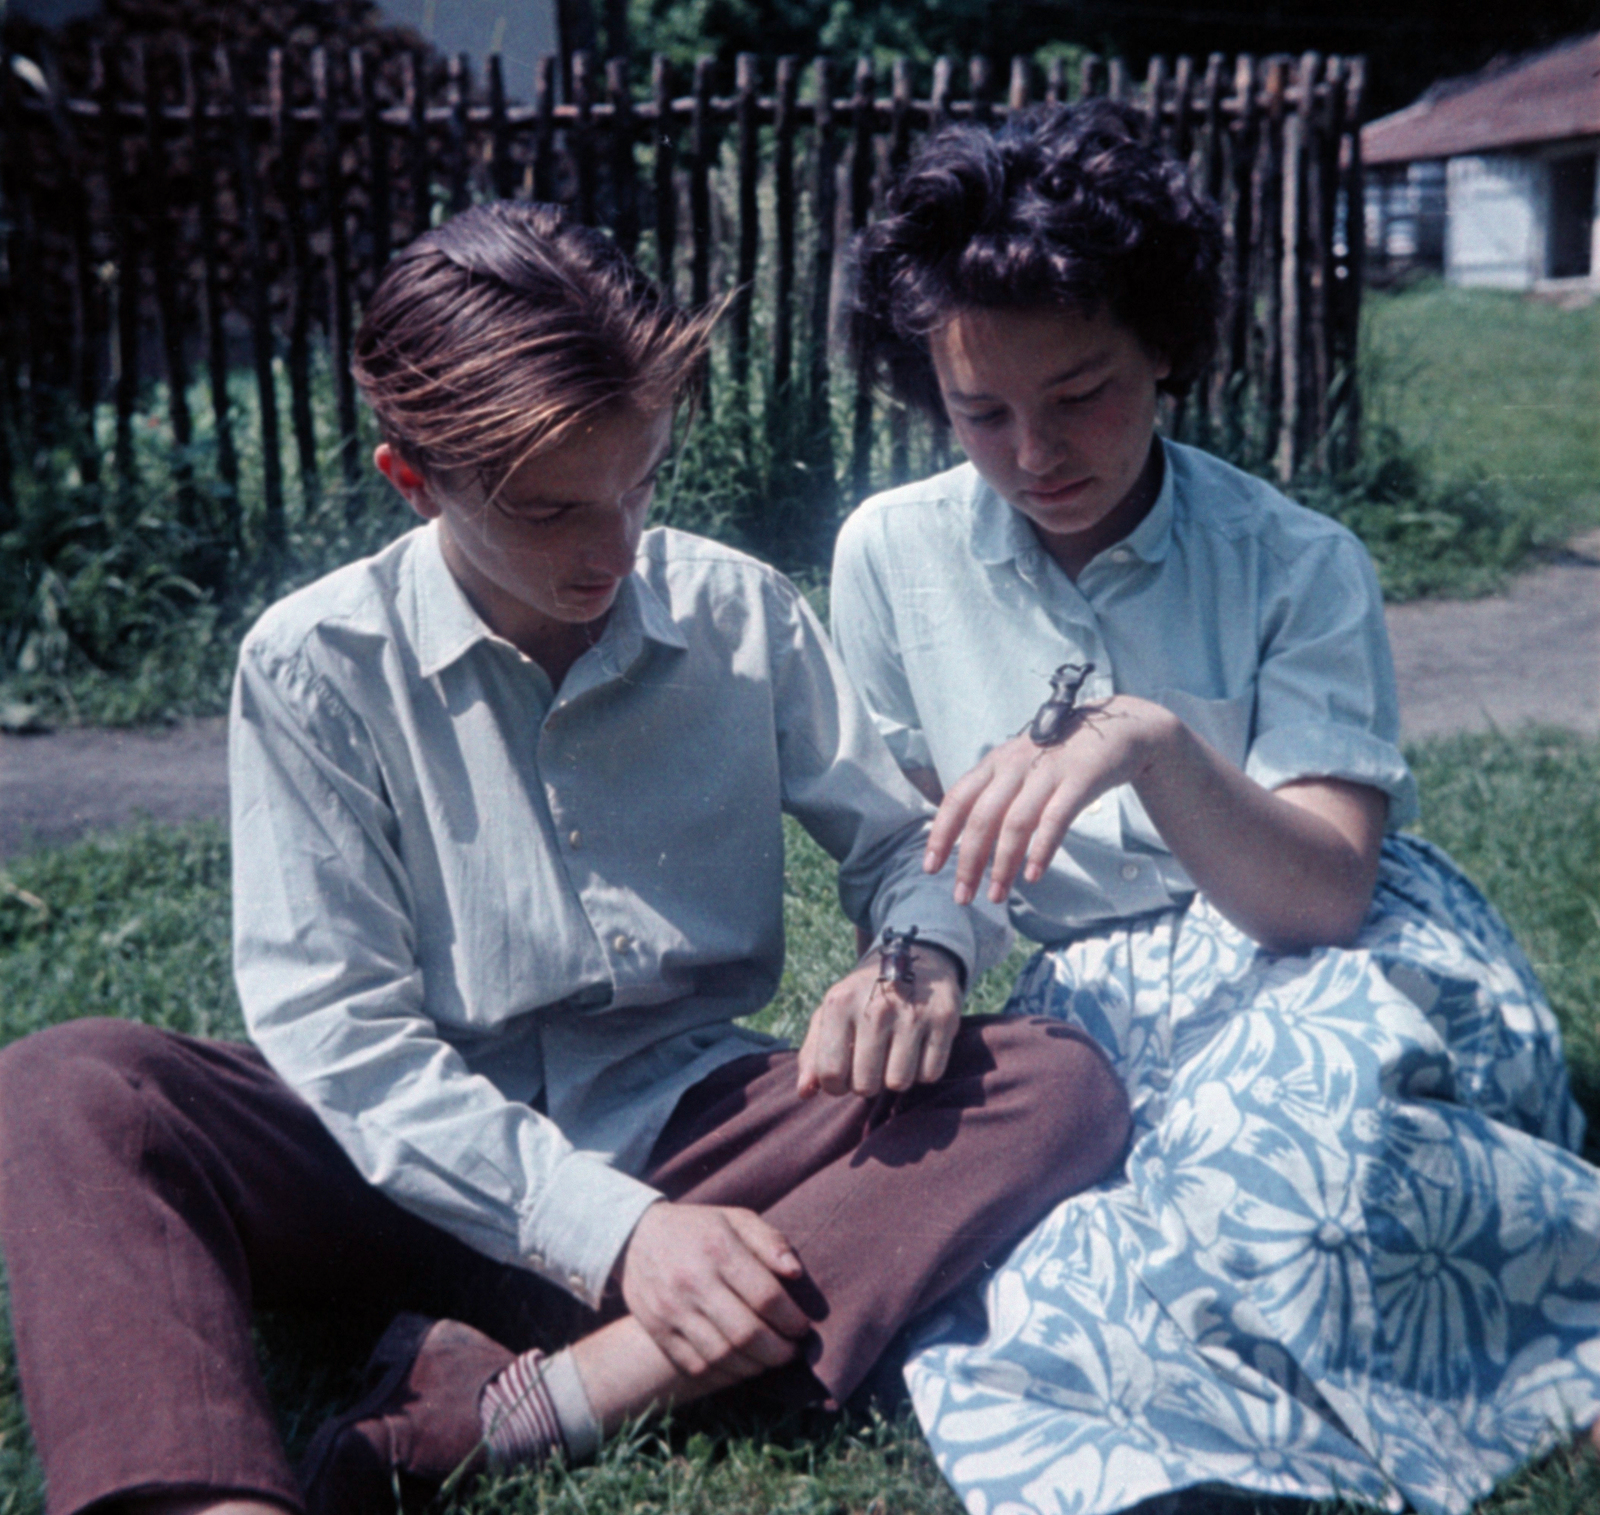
[
  {"x1": 409, "y1": 522, "x2": 688, "y2": 681},
  {"x1": 595, "y1": 568, "x2": 689, "y2": 675},
  {"x1": 968, "y1": 469, "x2": 1037, "y2": 566},
  {"x1": 411, "y1": 523, "x2": 495, "y2": 679},
  {"x1": 965, "y1": 438, "x2": 1177, "y2": 569},
  {"x1": 1116, "y1": 439, "x2": 1176, "y2": 565}
]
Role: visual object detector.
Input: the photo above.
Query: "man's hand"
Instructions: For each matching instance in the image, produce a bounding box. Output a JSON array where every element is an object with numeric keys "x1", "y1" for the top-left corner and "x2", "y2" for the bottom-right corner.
[
  {"x1": 615, "y1": 1201, "x2": 811, "y2": 1382},
  {"x1": 796, "y1": 941, "x2": 964, "y2": 1098}
]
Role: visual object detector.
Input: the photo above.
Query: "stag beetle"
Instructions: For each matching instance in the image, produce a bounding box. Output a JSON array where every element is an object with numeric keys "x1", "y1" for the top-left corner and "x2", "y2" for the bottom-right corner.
[
  {"x1": 1028, "y1": 662, "x2": 1096, "y2": 747},
  {"x1": 876, "y1": 924, "x2": 920, "y2": 989}
]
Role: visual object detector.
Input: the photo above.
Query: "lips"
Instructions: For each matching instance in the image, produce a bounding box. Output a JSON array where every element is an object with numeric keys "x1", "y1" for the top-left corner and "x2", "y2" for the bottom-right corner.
[
  {"x1": 563, "y1": 579, "x2": 620, "y2": 606},
  {"x1": 1021, "y1": 476, "x2": 1093, "y2": 507}
]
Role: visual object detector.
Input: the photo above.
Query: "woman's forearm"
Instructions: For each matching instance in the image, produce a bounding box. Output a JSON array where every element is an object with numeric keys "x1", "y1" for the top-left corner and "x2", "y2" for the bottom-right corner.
[{"x1": 1128, "y1": 704, "x2": 1387, "y2": 952}]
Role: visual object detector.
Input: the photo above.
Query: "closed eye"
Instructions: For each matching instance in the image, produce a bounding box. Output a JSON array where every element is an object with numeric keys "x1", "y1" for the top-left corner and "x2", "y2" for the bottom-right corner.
[{"x1": 1057, "y1": 379, "x2": 1111, "y2": 407}]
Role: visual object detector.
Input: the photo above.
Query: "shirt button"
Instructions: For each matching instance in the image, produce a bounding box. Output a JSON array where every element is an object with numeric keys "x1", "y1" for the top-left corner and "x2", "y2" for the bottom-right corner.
[
  {"x1": 568, "y1": 829, "x2": 582, "y2": 848},
  {"x1": 612, "y1": 932, "x2": 631, "y2": 952},
  {"x1": 1111, "y1": 546, "x2": 1134, "y2": 563},
  {"x1": 1121, "y1": 862, "x2": 1140, "y2": 881},
  {"x1": 567, "y1": 1272, "x2": 586, "y2": 1292}
]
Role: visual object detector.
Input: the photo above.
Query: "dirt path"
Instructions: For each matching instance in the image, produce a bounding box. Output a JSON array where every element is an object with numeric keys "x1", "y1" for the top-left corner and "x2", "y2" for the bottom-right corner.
[
  {"x1": 2, "y1": 533, "x2": 1596, "y2": 862},
  {"x1": 1384, "y1": 529, "x2": 1600, "y2": 742}
]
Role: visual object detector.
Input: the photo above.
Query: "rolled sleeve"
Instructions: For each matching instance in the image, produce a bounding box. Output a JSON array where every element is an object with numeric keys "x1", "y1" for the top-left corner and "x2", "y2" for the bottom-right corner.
[
  {"x1": 1247, "y1": 722, "x2": 1418, "y2": 826},
  {"x1": 1248, "y1": 530, "x2": 1419, "y2": 827},
  {"x1": 231, "y1": 633, "x2": 657, "y2": 1303}
]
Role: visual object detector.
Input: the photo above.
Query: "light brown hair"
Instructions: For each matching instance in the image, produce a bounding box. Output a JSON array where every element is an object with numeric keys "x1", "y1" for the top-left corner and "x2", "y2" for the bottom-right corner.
[{"x1": 353, "y1": 201, "x2": 714, "y2": 495}]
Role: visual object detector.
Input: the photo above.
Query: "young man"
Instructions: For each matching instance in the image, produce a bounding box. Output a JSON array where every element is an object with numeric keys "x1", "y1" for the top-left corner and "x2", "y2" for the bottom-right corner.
[{"x1": 0, "y1": 202, "x2": 1129, "y2": 1515}]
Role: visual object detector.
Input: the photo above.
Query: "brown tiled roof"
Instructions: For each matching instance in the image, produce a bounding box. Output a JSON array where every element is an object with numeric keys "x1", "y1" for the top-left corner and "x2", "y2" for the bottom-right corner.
[{"x1": 1363, "y1": 30, "x2": 1600, "y2": 164}]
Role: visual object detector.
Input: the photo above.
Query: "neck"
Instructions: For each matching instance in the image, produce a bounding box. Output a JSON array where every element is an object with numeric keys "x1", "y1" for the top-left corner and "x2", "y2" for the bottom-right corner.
[
  {"x1": 526, "y1": 619, "x2": 609, "y2": 688},
  {"x1": 435, "y1": 527, "x2": 613, "y2": 688},
  {"x1": 1034, "y1": 438, "x2": 1165, "y2": 581}
]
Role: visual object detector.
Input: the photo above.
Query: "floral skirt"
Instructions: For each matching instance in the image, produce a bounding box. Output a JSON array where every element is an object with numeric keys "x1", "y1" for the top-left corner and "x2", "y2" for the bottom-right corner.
[{"x1": 907, "y1": 835, "x2": 1600, "y2": 1515}]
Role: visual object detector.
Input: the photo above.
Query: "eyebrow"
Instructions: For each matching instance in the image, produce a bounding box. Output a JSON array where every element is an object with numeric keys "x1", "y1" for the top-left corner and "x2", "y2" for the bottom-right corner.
[
  {"x1": 942, "y1": 353, "x2": 1113, "y2": 404},
  {"x1": 502, "y1": 435, "x2": 675, "y2": 512}
]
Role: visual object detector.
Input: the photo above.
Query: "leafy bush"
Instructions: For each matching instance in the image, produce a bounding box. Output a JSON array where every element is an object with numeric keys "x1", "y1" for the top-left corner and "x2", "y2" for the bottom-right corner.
[{"x1": 1293, "y1": 422, "x2": 1534, "y2": 601}]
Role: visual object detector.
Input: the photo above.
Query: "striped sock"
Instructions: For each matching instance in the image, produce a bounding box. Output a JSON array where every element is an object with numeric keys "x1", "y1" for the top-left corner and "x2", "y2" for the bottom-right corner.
[{"x1": 479, "y1": 1347, "x2": 601, "y2": 1470}]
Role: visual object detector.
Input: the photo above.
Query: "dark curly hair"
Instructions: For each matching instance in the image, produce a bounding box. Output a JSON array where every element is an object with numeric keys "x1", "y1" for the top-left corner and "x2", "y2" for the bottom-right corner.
[{"x1": 851, "y1": 100, "x2": 1226, "y2": 419}]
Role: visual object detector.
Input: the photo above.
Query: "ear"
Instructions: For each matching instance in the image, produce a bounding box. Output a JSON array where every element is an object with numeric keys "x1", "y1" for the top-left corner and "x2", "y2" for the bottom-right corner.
[{"x1": 374, "y1": 443, "x2": 440, "y2": 521}]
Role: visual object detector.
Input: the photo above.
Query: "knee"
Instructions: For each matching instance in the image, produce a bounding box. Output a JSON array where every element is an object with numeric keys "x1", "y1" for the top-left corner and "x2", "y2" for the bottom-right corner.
[
  {"x1": 0, "y1": 1018, "x2": 173, "y2": 1154},
  {"x1": 971, "y1": 1015, "x2": 1132, "y2": 1186}
]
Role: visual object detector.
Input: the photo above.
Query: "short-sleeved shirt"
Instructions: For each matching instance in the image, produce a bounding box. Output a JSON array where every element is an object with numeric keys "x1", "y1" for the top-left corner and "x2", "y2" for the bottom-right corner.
[
  {"x1": 231, "y1": 523, "x2": 1004, "y2": 1306},
  {"x1": 830, "y1": 438, "x2": 1417, "y2": 945}
]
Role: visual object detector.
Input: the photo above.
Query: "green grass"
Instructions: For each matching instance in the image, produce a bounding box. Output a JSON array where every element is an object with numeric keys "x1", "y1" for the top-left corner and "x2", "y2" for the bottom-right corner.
[
  {"x1": 1362, "y1": 281, "x2": 1600, "y2": 552},
  {"x1": 1, "y1": 732, "x2": 1599, "y2": 1511}
]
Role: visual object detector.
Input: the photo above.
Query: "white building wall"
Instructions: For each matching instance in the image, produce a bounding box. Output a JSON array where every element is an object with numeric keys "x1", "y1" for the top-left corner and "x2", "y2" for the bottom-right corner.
[
  {"x1": 378, "y1": 1, "x2": 559, "y2": 77},
  {"x1": 1446, "y1": 154, "x2": 1547, "y2": 288}
]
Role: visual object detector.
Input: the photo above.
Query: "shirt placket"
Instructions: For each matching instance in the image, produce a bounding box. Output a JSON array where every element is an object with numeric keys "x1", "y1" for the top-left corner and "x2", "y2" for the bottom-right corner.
[
  {"x1": 1021, "y1": 547, "x2": 1171, "y2": 915},
  {"x1": 537, "y1": 653, "x2": 646, "y2": 1001}
]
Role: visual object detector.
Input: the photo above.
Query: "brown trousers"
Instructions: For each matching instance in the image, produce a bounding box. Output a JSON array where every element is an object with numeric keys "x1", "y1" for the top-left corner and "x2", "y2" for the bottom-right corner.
[{"x1": 0, "y1": 1014, "x2": 1127, "y2": 1515}]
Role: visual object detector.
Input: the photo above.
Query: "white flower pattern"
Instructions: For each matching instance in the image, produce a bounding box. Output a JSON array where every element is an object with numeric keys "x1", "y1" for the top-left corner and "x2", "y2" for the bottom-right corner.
[{"x1": 908, "y1": 837, "x2": 1600, "y2": 1515}]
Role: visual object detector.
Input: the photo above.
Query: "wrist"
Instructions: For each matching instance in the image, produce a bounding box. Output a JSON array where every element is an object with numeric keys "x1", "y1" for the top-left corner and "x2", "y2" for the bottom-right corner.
[
  {"x1": 912, "y1": 938, "x2": 967, "y2": 992},
  {"x1": 854, "y1": 933, "x2": 967, "y2": 992},
  {"x1": 1117, "y1": 696, "x2": 1186, "y2": 788}
]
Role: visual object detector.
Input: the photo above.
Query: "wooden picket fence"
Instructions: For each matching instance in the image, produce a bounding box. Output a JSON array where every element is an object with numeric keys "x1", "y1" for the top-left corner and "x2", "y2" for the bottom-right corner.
[{"x1": 0, "y1": 42, "x2": 1367, "y2": 571}]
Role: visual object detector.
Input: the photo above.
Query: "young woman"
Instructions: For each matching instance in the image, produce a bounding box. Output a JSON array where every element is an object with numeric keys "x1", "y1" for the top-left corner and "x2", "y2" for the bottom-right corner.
[{"x1": 833, "y1": 100, "x2": 1600, "y2": 1515}]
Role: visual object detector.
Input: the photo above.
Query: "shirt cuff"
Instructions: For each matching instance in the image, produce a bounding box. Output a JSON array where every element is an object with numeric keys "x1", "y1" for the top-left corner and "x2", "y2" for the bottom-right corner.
[
  {"x1": 876, "y1": 886, "x2": 1013, "y2": 987},
  {"x1": 518, "y1": 1150, "x2": 662, "y2": 1307},
  {"x1": 1247, "y1": 723, "x2": 1419, "y2": 829}
]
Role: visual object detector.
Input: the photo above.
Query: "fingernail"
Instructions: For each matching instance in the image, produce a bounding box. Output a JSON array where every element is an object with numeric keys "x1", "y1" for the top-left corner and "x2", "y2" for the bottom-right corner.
[
  {"x1": 954, "y1": 883, "x2": 972, "y2": 905},
  {"x1": 923, "y1": 850, "x2": 938, "y2": 872}
]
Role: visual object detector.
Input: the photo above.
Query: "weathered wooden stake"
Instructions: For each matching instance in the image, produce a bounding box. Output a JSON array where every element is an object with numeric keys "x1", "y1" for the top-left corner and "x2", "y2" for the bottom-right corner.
[
  {"x1": 732, "y1": 53, "x2": 760, "y2": 395},
  {"x1": 355, "y1": 48, "x2": 392, "y2": 280},
  {"x1": 403, "y1": 51, "x2": 430, "y2": 238},
  {"x1": 446, "y1": 53, "x2": 470, "y2": 214},
  {"x1": 185, "y1": 44, "x2": 239, "y2": 546},
  {"x1": 137, "y1": 42, "x2": 199, "y2": 529},
  {"x1": 850, "y1": 56, "x2": 876, "y2": 501},
  {"x1": 770, "y1": 55, "x2": 798, "y2": 419},
  {"x1": 806, "y1": 57, "x2": 837, "y2": 498},
  {"x1": 608, "y1": 57, "x2": 640, "y2": 254},
  {"x1": 534, "y1": 55, "x2": 557, "y2": 204},
  {"x1": 271, "y1": 47, "x2": 322, "y2": 517},
  {"x1": 648, "y1": 55, "x2": 675, "y2": 294},
  {"x1": 220, "y1": 47, "x2": 285, "y2": 555},
  {"x1": 488, "y1": 53, "x2": 516, "y2": 201}
]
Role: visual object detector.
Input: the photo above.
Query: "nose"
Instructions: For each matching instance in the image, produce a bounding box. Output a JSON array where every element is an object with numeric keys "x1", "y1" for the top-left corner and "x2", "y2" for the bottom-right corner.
[
  {"x1": 585, "y1": 504, "x2": 640, "y2": 578},
  {"x1": 1015, "y1": 414, "x2": 1070, "y2": 479}
]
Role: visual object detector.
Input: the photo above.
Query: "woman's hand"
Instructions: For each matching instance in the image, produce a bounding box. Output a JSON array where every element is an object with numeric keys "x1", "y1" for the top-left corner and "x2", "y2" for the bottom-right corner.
[
  {"x1": 925, "y1": 694, "x2": 1389, "y2": 954},
  {"x1": 926, "y1": 696, "x2": 1168, "y2": 905}
]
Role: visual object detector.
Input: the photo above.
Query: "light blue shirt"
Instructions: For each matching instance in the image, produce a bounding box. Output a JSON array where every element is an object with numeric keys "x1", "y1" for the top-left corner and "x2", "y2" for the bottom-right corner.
[
  {"x1": 231, "y1": 523, "x2": 1004, "y2": 1307},
  {"x1": 830, "y1": 439, "x2": 1418, "y2": 945}
]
